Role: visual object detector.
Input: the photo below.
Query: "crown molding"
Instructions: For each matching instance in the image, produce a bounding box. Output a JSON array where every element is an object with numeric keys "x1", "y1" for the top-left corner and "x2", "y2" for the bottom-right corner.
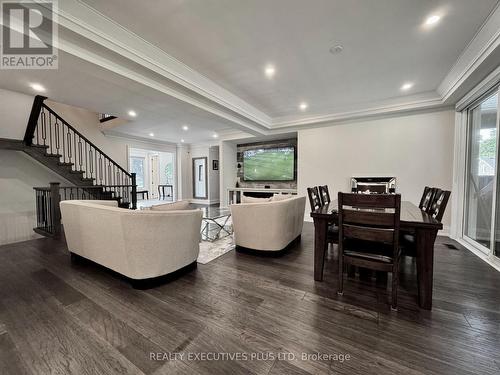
[
  {"x1": 56, "y1": 33, "x2": 267, "y2": 136},
  {"x1": 36, "y1": 0, "x2": 500, "y2": 138},
  {"x1": 55, "y1": 0, "x2": 271, "y2": 127},
  {"x1": 455, "y1": 65, "x2": 500, "y2": 112},
  {"x1": 437, "y1": 2, "x2": 500, "y2": 102},
  {"x1": 272, "y1": 94, "x2": 446, "y2": 128},
  {"x1": 103, "y1": 129, "x2": 180, "y2": 147}
]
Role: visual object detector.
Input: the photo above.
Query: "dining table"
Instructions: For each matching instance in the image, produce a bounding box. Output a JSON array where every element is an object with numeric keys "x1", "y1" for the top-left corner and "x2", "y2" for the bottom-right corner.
[{"x1": 311, "y1": 200, "x2": 443, "y2": 310}]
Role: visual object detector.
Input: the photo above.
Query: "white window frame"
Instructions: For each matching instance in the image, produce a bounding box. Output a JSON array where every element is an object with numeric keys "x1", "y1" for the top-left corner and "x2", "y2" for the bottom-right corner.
[{"x1": 451, "y1": 66, "x2": 500, "y2": 272}]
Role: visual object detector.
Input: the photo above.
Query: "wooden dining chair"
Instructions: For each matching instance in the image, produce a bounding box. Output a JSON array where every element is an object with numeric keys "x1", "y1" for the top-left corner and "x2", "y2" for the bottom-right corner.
[
  {"x1": 428, "y1": 189, "x2": 451, "y2": 222},
  {"x1": 419, "y1": 186, "x2": 436, "y2": 212},
  {"x1": 418, "y1": 186, "x2": 431, "y2": 208},
  {"x1": 402, "y1": 189, "x2": 451, "y2": 257},
  {"x1": 308, "y1": 186, "x2": 338, "y2": 244},
  {"x1": 318, "y1": 185, "x2": 331, "y2": 206},
  {"x1": 337, "y1": 192, "x2": 401, "y2": 310},
  {"x1": 307, "y1": 187, "x2": 322, "y2": 212}
]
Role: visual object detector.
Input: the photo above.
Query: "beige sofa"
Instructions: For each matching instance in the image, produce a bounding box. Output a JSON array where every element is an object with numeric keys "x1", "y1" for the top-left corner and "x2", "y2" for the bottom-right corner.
[
  {"x1": 60, "y1": 200, "x2": 202, "y2": 285},
  {"x1": 230, "y1": 195, "x2": 306, "y2": 251}
]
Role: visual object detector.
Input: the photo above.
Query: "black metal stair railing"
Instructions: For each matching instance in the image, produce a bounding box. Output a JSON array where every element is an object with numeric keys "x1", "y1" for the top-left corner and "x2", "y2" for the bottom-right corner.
[
  {"x1": 32, "y1": 104, "x2": 132, "y2": 187},
  {"x1": 33, "y1": 183, "x2": 137, "y2": 237},
  {"x1": 34, "y1": 185, "x2": 59, "y2": 238},
  {"x1": 24, "y1": 96, "x2": 138, "y2": 238},
  {"x1": 24, "y1": 97, "x2": 137, "y2": 204}
]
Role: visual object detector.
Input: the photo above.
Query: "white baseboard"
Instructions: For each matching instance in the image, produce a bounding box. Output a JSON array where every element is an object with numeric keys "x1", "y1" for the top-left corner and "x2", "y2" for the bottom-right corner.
[
  {"x1": 455, "y1": 238, "x2": 500, "y2": 272},
  {"x1": 438, "y1": 225, "x2": 450, "y2": 237}
]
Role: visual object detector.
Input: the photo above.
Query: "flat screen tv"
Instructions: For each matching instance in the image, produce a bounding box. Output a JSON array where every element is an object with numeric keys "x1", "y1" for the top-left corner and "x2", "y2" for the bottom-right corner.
[{"x1": 243, "y1": 146, "x2": 295, "y2": 181}]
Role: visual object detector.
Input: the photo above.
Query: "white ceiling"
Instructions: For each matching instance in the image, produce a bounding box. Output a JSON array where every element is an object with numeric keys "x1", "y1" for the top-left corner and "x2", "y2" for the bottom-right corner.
[
  {"x1": 1, "y1": 1, "x2": 498, "y2": 144},
  {"x1": 81, "y1": 0, "x2": 498, "y2": 118},
  {"x1": 0, "y1": 51, "x2": 237, "y2": 144}
]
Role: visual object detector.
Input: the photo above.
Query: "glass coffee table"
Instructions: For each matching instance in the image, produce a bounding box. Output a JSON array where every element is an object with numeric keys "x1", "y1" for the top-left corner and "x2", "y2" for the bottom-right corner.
[{"x1": 200, "y1": 207, "x2": 233, "y2": 242}]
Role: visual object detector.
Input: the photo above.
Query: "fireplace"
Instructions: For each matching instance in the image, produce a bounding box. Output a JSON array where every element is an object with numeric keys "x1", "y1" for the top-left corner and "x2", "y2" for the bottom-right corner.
[{"x1": 350, "y1": 177, "x2": 396, "y2": 194}]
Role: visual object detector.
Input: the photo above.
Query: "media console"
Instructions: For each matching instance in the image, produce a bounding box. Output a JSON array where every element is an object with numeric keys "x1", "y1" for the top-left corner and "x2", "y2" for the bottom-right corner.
[{"x1": 226, "y1": 187, "x2": 297, "y2": 205}]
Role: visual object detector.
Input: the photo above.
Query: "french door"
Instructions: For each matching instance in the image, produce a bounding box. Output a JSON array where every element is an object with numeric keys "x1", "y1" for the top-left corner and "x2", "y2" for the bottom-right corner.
[{"x1": 464, "y1": 89, "x2": 500, "y2": 260}]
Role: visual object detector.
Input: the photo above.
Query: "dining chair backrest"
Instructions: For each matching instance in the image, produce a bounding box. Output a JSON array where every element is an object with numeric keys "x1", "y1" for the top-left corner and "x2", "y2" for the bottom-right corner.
[
  {"x1": 307, "y1": 187, "x2": 322, "y2": 212},
  {"x1": 318, "y1": 185, "x2": 331, "y2": 206},
  {"x1": 428, "y1": 190, "x2": 451, "y2": 222},
  {"x1": 419, "y1": 187, "x2": 436, "y2": 212},
  {"x1": 338, "y1": 192, "x2": 401, "y2": 248},
  {"x1": 419, "y1": 186, "x2": 431, "y2": 209}
]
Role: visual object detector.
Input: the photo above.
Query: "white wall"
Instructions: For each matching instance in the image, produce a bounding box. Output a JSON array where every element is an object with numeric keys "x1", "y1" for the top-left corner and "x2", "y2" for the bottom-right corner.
[
  {"x1": 298, "y1": 109, "x2": 455, "y2": 230},
  {"x1": 0, "y1": 150, "x2": 68, "y2": 245},
  {"x1": 219, "y1": 141, "x2": 237, "y2": 207},
  {"x1": 177, "y1": 145, "x2": 191, "y2": 200},
  {"x1": 0, "y1": 88, "x2": 33, "y2": 140}
]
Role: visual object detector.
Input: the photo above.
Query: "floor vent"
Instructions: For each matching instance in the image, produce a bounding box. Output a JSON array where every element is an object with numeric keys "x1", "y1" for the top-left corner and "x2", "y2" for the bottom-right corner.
[{"x1": 444, "y1": 243, "x2": 459, "y2": 250}]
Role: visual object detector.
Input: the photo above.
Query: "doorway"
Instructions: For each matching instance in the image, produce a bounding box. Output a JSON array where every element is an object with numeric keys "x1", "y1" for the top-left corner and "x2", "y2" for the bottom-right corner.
[{"x1": 129, "y1": 148, "x2": 176, "y2": 200}]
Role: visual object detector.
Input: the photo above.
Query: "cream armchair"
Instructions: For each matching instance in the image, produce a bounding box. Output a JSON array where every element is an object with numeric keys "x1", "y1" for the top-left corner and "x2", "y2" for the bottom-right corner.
[
  {"x1": 60, "y1": 200, "x2": 202, "y2": 286},
  {"x1": 230, "y1": 196, "x2": 306, "y2": 251}
]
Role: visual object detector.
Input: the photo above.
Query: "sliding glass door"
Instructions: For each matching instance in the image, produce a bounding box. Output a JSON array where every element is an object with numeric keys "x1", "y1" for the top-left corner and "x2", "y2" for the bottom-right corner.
[{"x1": 464, "y1": 90, "x2": 499, "y2": 258}]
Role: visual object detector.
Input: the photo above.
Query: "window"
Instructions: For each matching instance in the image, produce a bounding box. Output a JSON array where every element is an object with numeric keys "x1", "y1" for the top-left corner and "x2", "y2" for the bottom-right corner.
[
  {"x1": 130, "y1": 156, "x2": 145, "y2": 188},
  {"x1": 164, "y1": 160, "x2": 174, "y2": 185},
  {"x1": 464, "y1": 90, "x2": 499, "y2": 254}
]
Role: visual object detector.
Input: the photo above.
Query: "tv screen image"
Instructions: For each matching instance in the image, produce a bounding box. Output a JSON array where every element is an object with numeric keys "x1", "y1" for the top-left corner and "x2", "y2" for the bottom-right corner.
[{"x1": 243, "y1": 147, "x2": 295, "y2": 181}]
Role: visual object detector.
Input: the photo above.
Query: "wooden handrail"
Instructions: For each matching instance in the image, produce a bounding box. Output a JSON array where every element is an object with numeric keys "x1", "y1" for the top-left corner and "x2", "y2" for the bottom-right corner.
[{"x1": 24, "y1": 95, "x2": 47, "y2": 145}]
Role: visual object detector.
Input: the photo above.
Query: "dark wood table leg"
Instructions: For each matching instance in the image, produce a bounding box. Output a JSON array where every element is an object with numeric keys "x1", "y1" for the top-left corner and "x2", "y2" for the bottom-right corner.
[
  {"x1": 313, "y1": 218, "x2": 328, "y2": 281},
  {"x1": 415, "y1": 228, "x2": 438, "y2": 310}
]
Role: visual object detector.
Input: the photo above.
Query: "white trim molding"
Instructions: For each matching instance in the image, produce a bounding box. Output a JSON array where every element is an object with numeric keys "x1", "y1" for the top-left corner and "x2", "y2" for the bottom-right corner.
[
  {"x1": 32, "y1": 0, "x2": 500, "y2": 136},
  {"x1": 438, "y1": 2, "x2": 500, "y2": 102},
  {"x1": 450, "y1": 60, "x2": 500, "y2": 272},
  {"x1": 456, "y1": 238, "x2": 500, "y2": 272}
]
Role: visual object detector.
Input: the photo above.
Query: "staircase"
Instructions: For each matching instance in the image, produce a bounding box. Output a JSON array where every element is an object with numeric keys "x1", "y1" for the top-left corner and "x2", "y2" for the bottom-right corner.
[{"x1": 21, "y1": 96, "x2": 137, "y2": 237}]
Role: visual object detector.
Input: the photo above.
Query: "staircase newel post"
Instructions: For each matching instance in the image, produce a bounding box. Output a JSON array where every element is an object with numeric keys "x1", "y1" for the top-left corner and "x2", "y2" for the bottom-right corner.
[
  {"x1": 24, "y1": 95, "x2": 47, "y2": 146},
  {"x1": 50, "y1": 182, "x2": 62, "y2": 238},
  {"x1": 131, "y1": 173, "x2": 137, "y2": 210}
]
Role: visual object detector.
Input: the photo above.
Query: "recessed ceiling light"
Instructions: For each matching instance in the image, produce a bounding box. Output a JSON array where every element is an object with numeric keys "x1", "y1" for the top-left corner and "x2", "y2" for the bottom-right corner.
[
  {"x1": 401, "y1": 82, "x2": 414, "y2": 91},
  {"x1": 149, "y1": 132, "x2": 154, "y2": 137},
  {"x1": 212, "y1": 133, "x2": 219, "y2": 138},
  {"x1": 299, "y1": 102, "x2": 308, "y2": 111},
  {"x1": 128, "y1": 110, "x2": 137, "y2": 117},
  {"x1": 182, "y1": 125, "x2": 189, "y2": 131},
  {"x1": 30, "y1": 83, "x2": 46, "y2": 92},
  {"x1": 181, "y1": 139, "x2": 185, "y2": 143},
  {"x1": 425, "y1": 14, "x2": 441, "y2": 26},
  {"x1": 264, "y1": 64, "x2": 276, "y2": 78},
  {"x1": 329, "y1": 45, "x2": 344, "y2": 55}
]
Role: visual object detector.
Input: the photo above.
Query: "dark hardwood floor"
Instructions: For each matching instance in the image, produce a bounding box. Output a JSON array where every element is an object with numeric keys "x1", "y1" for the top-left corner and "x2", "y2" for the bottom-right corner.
[{"x1": 0, "y1": 223, "x2": 499, "y2": 374}]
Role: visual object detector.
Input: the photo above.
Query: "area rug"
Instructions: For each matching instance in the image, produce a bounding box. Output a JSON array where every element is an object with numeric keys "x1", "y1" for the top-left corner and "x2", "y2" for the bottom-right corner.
[{"x1": 197, "y1": 236, "x2": 235, "y2": 264}]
